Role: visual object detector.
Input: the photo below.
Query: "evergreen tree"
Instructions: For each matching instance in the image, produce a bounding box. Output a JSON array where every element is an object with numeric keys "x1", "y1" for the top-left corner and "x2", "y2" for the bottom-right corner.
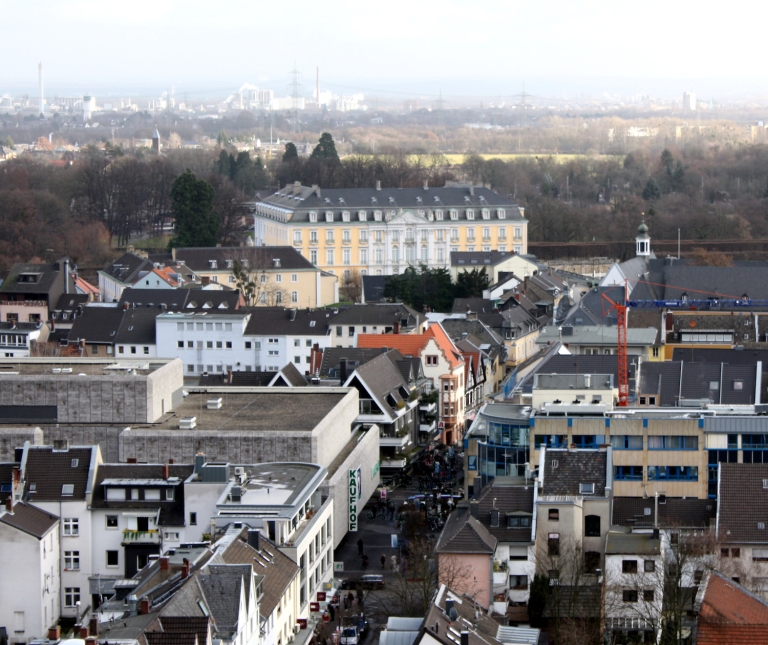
[
  {"x1": 168, "y1": 170, "x2": 218, "y2": 248},
  {"x1": 642, "y1": 178, "x2": 661, "y2": 201},
  {"x1": 456, "y1": 267, "x2": 490, "y2": 298},
  {"x1": 310, "y1": 132, "x2": 339, "y2": 161},
  {"x1": 282, "y1": 142, "x2": 298, "y2": 161}
]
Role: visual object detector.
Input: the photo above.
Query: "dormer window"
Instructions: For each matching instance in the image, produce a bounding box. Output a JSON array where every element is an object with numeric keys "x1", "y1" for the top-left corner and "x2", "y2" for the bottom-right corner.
[
  {"x1": 342, "y1": 211, "x2": 350, "y2": 222},
  {"x1": 450, "y1": 210, "x2": 458, "y2": 220},
  {"x1": 62, "y1": 484, "x2": 74, "y2": 496},
  {"x1": 209, "y1": 260, "x2": 217, "y2": 269},
  {"x1": 466, "y1": 210, "x2": 475, "y2": 220},
  {"x1": 482, "y1": 209, "x2": 490, "y2": 220},
  {"x1": 241, "y1": 259, "x2": 249, "y2": 268},
  {"x1": 435, "y1": 210, "x2": 443, "y2": 221},
  {"x1": 374, "y1": 211, "x2": 382, "y2": 221},
  {"x1": 498, "y1": 209, "x2": 506, "y2": 219},
  {"x1": 358, "y1": 211, "x2": 367, "y2": 221},
  {"x1": 71, "y1": 459, "x2": 79, "y2": 468},
  {"x1": 18, "y1": 273, "x2": 41, "y2": 284},
  {"x1": 309, "y1": 212, "x2": 318, "y2": 223},
  {"x1": 325, "y1": 212, "x2": 334, "y2": 222},
  {"x1": 226, "y1": 260, "x2": 234, "y2": 269}
]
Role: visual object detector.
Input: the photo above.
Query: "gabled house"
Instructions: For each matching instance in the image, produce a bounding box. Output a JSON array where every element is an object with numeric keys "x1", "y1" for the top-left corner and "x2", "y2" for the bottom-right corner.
[
  {"x1": 90, "y1": 463, "x2": 194, "y2": 579},
  {"x1": 0, "y1": 258, "x2": 75, "y2": 325},
  {"x1": 0, "y1": 321, "x2": 49, "y2": 358},
  {"x1": 19, "y1": 442, "x2": 102, "y2": 618},
  {"x1": 358, "y1": 322, "x2": 467, "y2": 445},
  {"x1": 328, "y1": 303, "x2": 427, "y2": 347},
  {"x1": 0, "y1": 501, "x2": 60, "y2": 643}
]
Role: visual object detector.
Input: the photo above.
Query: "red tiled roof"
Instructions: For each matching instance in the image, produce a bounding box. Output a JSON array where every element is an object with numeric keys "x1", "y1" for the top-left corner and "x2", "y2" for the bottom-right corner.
[
  {"x1": 74, "y1": 275, "x2": 99, "y2": 295},
  {"x1": 697, "y1": 571, "x2": 768, "y2": 645},
  {"x1": 357, "y1": 323, "x2": 463, "y2": 371}
]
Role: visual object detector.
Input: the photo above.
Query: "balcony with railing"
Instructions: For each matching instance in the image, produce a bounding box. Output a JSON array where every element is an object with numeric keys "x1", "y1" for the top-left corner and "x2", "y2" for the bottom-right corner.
[
  {"x1": 419, "y1": 419, "x2": 437, "y2": 434},
  {"x1": 380, "y1": 428, "x2": 410, "y2": 448},
  {"x1": 121, "y1": 529, "x2": 160, "y2": 545}
]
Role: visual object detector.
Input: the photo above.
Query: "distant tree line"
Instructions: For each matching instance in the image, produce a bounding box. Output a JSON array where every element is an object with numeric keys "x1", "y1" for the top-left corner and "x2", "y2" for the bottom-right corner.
[{"x1": 383, "y1": 266, "x2": 490, "y2": 312}]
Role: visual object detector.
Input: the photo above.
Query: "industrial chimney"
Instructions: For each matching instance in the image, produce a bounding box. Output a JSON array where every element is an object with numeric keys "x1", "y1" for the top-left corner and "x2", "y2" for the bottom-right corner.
[{"x1": 38, "y1": 61, "x2": 44, "y2": 116}]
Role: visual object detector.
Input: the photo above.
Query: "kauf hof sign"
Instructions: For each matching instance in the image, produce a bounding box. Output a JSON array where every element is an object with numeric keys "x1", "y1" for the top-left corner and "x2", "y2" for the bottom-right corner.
[{"x1": 348, "y1": 467, "x2": 362, "y2": 532}]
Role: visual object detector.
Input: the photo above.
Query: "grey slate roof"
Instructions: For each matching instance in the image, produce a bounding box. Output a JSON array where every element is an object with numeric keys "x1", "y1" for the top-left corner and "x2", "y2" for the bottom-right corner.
[
  {"x1": 67, "y1": 307, "x2": 126, "y2": 344},
  {"x1": 451, "y1": 250, "x2": 519, "y2": 267},
  {"x1": 195, "y1": 571, "x2": 243, "y2": 637},
  {"x1": 435, "y1": 512, "x2": 497, "y2": 554},
  {"x1": 219, "y1": 529, "x2": 299, "y2": 619},
  {"x1": 0, "y1": 260, "x2": 73, "y2": 297},
  {"x1": 612, "y1": 497, "x2": 716, "y2": 529},
  {"x1": 258, "y1": 184, "x2": 523, "y2": 222},
  {"x1": 347, "y1": 351, "x2": 411, "y2": 420},
  {"x1": 91, "y1": 464, "x2": 193, "y2": 526},
  {"x1": 474, "y1": 481, "x2": 534, "y2": 543},
  {"x1": 451, "y1": 298, "x2": 495, "y2": 314},
  {"x1": 330, "y1": 303, "x2": 425, "y2": 330},
  {"x1": 244, "y1": 307, "x2": 336, "y2": 336},
  {"x1": 718, "y1": 463, "x2": 768, "y2": 544},
  {"x1": 101, "y1": 252, "x2": 154, "y2": 284},
  {"x1": 537, "y1": 324, "x2": 658, "y2": 347},
  {"x1": 172, "y1": 246, "x2": 315, "y2": 272},
  {"x1": 520, "y1": 352, "x2": 639, "y2": 395},
  {"x1": 542, "y1": 449, "x2": 608, "y2": 497},
  {"x1": 120, "y1": 288, "x2": 243, "y2": 312},
  {"x1": 639, "y1": 361, "x2": 758, "y2": 406},
  {"x1": 24, "y1": 446, "x2": 96, "y2": 501},
  {"x1": 673, "y1": 347, "x2": 768, "y2": 365},
  {"x1": 361, "y1": 275, "x2": 389, "y2": 303},
  {"x1": 0, "y1": 501, "x2": 58, "y2": 538},
  {"x1": 271, "y1": 362, "x2": 308, "y2": 387}
]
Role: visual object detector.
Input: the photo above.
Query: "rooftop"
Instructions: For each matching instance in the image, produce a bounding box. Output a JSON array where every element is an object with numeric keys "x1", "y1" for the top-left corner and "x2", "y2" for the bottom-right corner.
[
  {"x1": 696, "y1": 570, "x2": 768, "y2": 645},
  {"x1": 605, "y1": 531, "x2": 661, "y2": 555},
  {"x1": 0, "y1": 501, "x2": 58, "y2": 538},
  {"x1": 0, "y1": 357, "x2": 176, "y2": 376},
  {"x1": 220, "y1": 463, "x2": 324, "y2": 508},
  {"x1": 23, "y1": 445, "x2": 97, "y2": 501},
  {"x1": 542, "y1": 449, "x2": 608, "y2": 497},
  {"x1": 718, "y1": 463, "x2": 768, "y2": 544},
  {"x1": 154, "y1": 390, "x2": 347, "y2": 432}
]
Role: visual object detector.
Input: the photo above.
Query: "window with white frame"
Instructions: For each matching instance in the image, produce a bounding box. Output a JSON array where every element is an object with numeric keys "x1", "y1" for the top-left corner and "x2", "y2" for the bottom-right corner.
[
  {"x1": 451, "y1": 228, "x2": 459, "y2": 241},
  {"x1": 450, "y1": 210, "x2": 458, "y2": 220},
  {"x1": 63, "y1": 518, "x2": 79, "y2": 536},
  {"x1": 437, "y1": 247, "x2": 445, "y2": 263},
  {"x1": 482, "y1": 209, "x2": 490, "y2": 219},
  {"x1": 358, "y1": 211, "x2": 367, "y2": 221},
  {"x1": 420, "y1": 246, "x2": 428, "y2": 262},
  {"x1": 310, "y1": 230, "x2": 318, "y2": 243},
  {"x1": 392, "y1": 246, "x2": 400, "y2": 263},
  {"x1": 514, "y1": 227, "x2": 521, "y2": 239},
  {"x1": 359, "y1": 230, "x2": 368, "y2": 242},
  {"x1": 326, "y1": 230, "x2": 334, "y2": 243},
  {"x1": 309, "y1": 212, "x2": 317, "y2": 222},
  {"x1": 64, "y1": 551, "x2": 80, "y2": 570},
  {"x1": 342, "y1": 211, "x2": 350, "y2": 222},
  {"x1": 65, "y1": 587, "x2": 81, "y2": 607},
  {"x1": 467, "y1": 228, "x2": 475, "y2": 240},
  {"x1": 275, "y1": 274, "x2": 282, "y2": 283},
  {"x1": 435, "y1": 210, "x2": 443, "y2": 220},
  {"x1": 374, "y1": 211, "x2": 382, "y2": 221},
  {"x1": 326, "y1": 249, "x2": 334, "y2": 265},
  {"x1": 466, "y1": 210, "x2": 475, "y2": 220},
  {"x1": 483, "y1": 227, "x2": 491, "y2": 240},
  {"x1": 291, "y1": 291, "x2": 298, "y2": 303},
  {"x1": 498, "y1": 209, "x2": 506, "y2": 219},
  {"x1": 343, "y1": 249, "x2": 351, "y2": 265},
  {"x1": 325, "y1": 212, "x2": 334, "y2": 222},
  {"x1": 310, "y1": 250, "x2": 318, "y2": 265},
  {"x1": 293, "y1": 230, "x2": 302, "y2": 243},
  {"x1": 360, "y1": 248, "x2": 368, "y2": 264},
  {"x1": 499, "y1": 227, "x2": 507, "y2": 240},
  {"x1": 343, "y1": 230, "x2": 350, "y2": 243}
]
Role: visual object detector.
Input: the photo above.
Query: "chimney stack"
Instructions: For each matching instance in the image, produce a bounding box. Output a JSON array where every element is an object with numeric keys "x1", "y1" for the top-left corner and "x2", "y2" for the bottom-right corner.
[
  {"x1": 5, "y1": 497, "x2": 13, "y2": 512},
  {"x1": 375, "y1": 180, "x2": 381, "y2": 191},
  {"x1": 159, "y1": 556, "x2": 169, "y2": 570},
  {"x1": 89, "y1": 617, "x2": 99, "y2": 636},
  {"x1": 162, "y1": 463, "x2": 169, "y2": 480},
  {"x1": 393, "y1": 321, "x2": 400, "y2": 334},
  {"x1": 461, "y1": 632, "x2": 469, "y2": 645},
  {"x1": 423, "y1": 180, "x2": 429, "y2": 190},
  {"x1": 201, "y1": 276, "x2": 210, "y2": 286},
  {"x1": 469, "y1": 499, "x2": 479, "y2": 518},
  {"x1": 339, "y1": 358, "x2": 348, "y2": 383},
  {"x1": 140, "y1": 598, "x2": 151, "y2": 615},
  {"x1": 247, "y1": 529, "x2": 261, "y2": 551}
]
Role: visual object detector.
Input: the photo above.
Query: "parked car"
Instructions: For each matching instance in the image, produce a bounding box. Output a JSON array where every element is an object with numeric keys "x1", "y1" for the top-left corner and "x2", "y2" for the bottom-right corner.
[
  {"x1": 340, "y1": 626, "x2": 359, "y2": 645},
  {"x1": 339, "y1": 574, "x2": 385, "y2": 590}
]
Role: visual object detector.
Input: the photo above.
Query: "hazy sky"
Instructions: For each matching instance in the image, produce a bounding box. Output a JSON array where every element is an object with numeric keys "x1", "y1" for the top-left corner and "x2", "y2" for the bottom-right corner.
[{"x1": 3, "y1": 0, "x2": 767, "y2": 99}]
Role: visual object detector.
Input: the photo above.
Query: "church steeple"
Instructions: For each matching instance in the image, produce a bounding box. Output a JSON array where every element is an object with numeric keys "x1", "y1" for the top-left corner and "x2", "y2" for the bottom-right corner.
[{"x1": 636, "y1": 219, "x2": 650, "y2": 257}]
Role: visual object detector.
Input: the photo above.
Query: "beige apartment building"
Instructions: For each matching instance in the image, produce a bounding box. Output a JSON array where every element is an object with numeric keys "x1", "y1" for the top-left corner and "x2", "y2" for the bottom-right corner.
[{"x1": 250, "y1": 182, "x2": 527, "y2": 279}]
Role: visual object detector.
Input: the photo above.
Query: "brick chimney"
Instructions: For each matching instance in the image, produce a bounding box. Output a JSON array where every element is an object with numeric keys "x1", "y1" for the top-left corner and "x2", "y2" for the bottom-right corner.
[
  {"x1": 89, "y1": 616, "x2": 99, "y2": 636},
  {"x1": 310, "y1": 343, "x2": 323, "y2": 376},
  {"x1": 393, "y1": 321, "x2": 400, "y2": 334},
  {"x1": 140, "y1": 598, "x2": 151, "y2": 615},
  {"x1": 160, "y1": 556, "x2": 169, "y2": 570},
  {"x1": 162, "y1": 463, "x2": 169, "y2": 480},
  {"x1": 201, "y1": 276, "x2": 210, "y2": 286}
]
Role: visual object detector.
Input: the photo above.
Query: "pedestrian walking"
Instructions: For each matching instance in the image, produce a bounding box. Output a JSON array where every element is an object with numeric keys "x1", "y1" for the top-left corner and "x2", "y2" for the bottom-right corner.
[
  {"x1": 380, "y1": 553, "x2": 386, "y2": 569},
  {"x1": 357, "y1": 538, "x2": 364, "y2": 556}
]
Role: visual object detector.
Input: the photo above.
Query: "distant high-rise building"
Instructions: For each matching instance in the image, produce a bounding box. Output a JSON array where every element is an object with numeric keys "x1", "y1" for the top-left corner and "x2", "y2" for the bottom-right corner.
[
  {"x1": 38, "y1": 61, "x2": 44, "y2": 115},
  {"x1": 82, "y1": 95, "x2": 95, "y2": 121},
  {"x1": 683, "y1": 91, "x2": 697, "y2": 111},
  {"x1": 152, "y1": 127, "x2": 160, "y2": 154}
]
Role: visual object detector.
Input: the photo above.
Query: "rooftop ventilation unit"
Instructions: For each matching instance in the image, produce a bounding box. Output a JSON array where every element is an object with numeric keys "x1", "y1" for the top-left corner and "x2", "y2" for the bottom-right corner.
[
  {"x1": 179, "y1": 416, "x2": 197, "y2": 429},
  {"x1": 207, "y1": 398, "x2": 223, "y2": 410}
]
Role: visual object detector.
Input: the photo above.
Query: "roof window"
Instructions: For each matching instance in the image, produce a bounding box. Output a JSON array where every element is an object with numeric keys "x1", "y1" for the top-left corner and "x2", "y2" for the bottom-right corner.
[{"x1": 62, "y1": 484, "x2": 74, "y2": 496}]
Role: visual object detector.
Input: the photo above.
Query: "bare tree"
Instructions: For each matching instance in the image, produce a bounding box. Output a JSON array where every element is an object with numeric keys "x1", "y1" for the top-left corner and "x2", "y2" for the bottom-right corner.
[
  {"x1": 378, "y1": 537, "x2": 473, "y2": 618},
  {"x1": 340, "y1": 269, "x2": 363, "y2": 303},
  {"x1": 227, "y1": 250, "x2": 287, "y2": 306}
]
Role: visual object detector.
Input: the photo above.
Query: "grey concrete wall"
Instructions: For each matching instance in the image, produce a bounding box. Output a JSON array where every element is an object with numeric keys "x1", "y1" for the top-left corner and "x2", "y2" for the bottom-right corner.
[
  {"x1": 44, "y1": 425, "x2": 123, "y2": 462},
  {"x1": 311, "y1": 390, "x2": 360, "y2": 468},
  {"x1": 0, "y1": 427, "x2": 43, "y2": 460},
  {"x1": 119, "y1": 429, "x2": 316, "y2": 464},
  {"x1": 146, "y1": 359, "x2": 184, "y2": 422}
]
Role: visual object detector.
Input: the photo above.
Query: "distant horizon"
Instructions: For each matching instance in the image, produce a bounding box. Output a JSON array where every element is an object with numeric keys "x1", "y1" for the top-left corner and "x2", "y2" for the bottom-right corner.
[
  {"x1": 3, "y1": 0, "x2": 768, "y2": 106},
  {"x1": 3, "y1": 74, "x2": 768, "y2": 106}
]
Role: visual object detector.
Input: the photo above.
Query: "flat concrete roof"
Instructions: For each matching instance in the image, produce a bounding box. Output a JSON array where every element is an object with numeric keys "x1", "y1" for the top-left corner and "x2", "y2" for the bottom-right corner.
[
  {"x1": 228, "y1": 463, "x2": 323, "y2": 507},
  {"x1": 155, "y1": 390, "x2": 346, "y2": 433},
  {"x1": 0, "y1": 358, "x2": 174, "y2": 376}
]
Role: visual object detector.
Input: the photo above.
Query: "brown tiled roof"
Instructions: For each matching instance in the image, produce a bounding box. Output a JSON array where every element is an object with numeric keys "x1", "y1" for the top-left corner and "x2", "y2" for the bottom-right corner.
[
  {"x1": 696, "y1": 571, "x2": 768, "y2": 645},
  {"x1": 613, "y1": 497, "x2": 716, "y2": 529},
  {"x1": 220, "y1": 530, "x2": 299, "y2": 618},
  {"x1": 24, "y1": 447, "x2": 96, "y2": 501},
  {"x1": 145, "y1": 633, "x2": 197, "y2": 645},
  {"x1": 158, "y1": 616, "x2": 209, "y2": 645},
  {"x1": 718, "y1": 463, "x2": 768, "y2": 543},
  {"x1": 0, "y1": 502, "x2": 58, "y2": 538}
]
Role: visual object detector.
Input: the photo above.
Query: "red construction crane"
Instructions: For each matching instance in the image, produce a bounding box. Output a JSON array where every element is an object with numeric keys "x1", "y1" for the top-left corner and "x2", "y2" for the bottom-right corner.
[{"x1": 602, "y1": 286, "x2": 628, "y2": 407}]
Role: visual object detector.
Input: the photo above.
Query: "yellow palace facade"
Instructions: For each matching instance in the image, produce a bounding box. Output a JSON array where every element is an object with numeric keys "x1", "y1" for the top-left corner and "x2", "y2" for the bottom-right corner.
[{"x1": 249, "y1": 182, "x2": 528, "y2": 280}]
